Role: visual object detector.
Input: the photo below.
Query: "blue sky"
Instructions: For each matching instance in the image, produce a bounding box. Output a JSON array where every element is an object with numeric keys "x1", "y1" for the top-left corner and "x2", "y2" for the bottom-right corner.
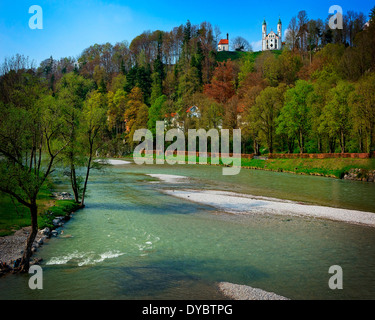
[{"x1": 0, "y1": 0, "x2": 373, "y2": 65}]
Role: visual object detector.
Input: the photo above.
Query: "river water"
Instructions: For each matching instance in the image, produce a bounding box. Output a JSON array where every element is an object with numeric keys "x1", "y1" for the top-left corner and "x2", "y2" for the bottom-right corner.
[{"x1": 1, "y1": 162, "x2": 375, "y2": 299}]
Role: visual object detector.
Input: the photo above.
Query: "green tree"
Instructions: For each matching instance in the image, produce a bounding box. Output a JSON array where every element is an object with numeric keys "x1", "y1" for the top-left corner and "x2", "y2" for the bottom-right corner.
[
  {"x1": 250, "y1": 85, "x2": 286, "y2": 153},
  {"x1": 349, "y1": 73, "x2": 375, "y2": 152},
  {"x1": 148, "y1": 95, "x2": 167, "y2": 135},
  {"x1": 0, "y1": 77, "x2": 69, "y2": 272},
  {"x1": 277, "y1": 80, "x2": 313, "y2": 153},
  {"x1": 80, "y1": 90, "x2": 108, "y2": 206},
  {"x1": 320, "y1": 81, "x2": 354, "y2": 153},
  {"x1": 124, "y1": 87, "x2": 145, "y2": 148},
  {"x1": 56, "y1": 73, "x2": 95, "y2": 203}
]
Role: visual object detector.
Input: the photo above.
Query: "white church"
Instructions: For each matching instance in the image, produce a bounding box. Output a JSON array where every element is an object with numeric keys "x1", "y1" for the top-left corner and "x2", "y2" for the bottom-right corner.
[{"x1": 262, "y1": 18, "x2": 282, "y2": 50}]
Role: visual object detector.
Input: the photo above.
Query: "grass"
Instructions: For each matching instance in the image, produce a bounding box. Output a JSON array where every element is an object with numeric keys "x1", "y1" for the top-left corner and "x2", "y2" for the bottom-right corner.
[
  {"x1": 0, "y1": 185, "x2": 82, "y2": 237},
  {"x1": 127, "y1": 153, "x2": 375, "y2": 179},
  {"x1": 0, "y1": 194, "x2": 31, "y2": 237},
  {"x1": 216, "y1": 50, "x2": 281, "y2": 62},
  {"x1": 240, "y1": 158, "x2": 375, "y2": 178}
]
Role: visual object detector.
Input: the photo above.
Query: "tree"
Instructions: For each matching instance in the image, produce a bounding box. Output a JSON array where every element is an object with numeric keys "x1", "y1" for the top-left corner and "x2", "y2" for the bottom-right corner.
[
  {"x1": 349, "y1": 73, "x2": 375, "y2": 152},
  {"x1": 80, "y1": 90, "x2": 107, "y2": 206},
  {"x1": 204, "y1": 60, "x2": 236, "y2": 104},
  {"x1": 0, "y1": 71, "x2": 70, "y2": 272},
  {"x1": 285, "y1": 16, "x2": 298, "y2": 51},
  {"x1": 232, "y1": 36, "x2": 252, "y2": 52},
  {"x1": 249, "y1": 85, "x2": 286, "y2": 153},
  {"x1": 124, "y1": 87, "x2": 145, "y2": 148},
  {"x1": 307, "y1": 74, "x2": 338, "y2": 153},
  {"x1": 277, "y1": 80, "x2": 314, "y2": 153},
  {"x1": 56, "y1": 73, "x2": 95, "y2": 203},
  {"x1": 319, "y1": 81, "x2": 354, "y2": 153},
  {"x1": 148, "y1": 95, "x2": 167, "y2": 135},
  {"x1": 107, "y1": 89, "x2": 128, "y2": 135}
]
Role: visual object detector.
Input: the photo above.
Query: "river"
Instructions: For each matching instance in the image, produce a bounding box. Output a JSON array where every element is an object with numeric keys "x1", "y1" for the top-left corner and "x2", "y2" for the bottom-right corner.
[{"x1": 1, "y1": 161, "x2": 375, "y2": 299}]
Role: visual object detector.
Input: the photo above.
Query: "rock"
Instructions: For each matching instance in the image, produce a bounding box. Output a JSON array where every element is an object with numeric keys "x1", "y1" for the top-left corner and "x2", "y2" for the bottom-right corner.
[
  {"x1": 37, "y1": 238, "x2": 44, "y2": 246},
  {"x1": 52, "y1": 219, "x2": 63, "y2": 227},
  {"x1": 343, "y1": 168, "x2": 375, "y2": 182},
  {"x1": 52, "y1": 191, "x2": 73, "y2": 200},
  {"x1": 51, "y1": 230, "x2": 58, "y2": 237},
  {"x1": 40, "y1": 227, "x2": 51, "y2": 237}
]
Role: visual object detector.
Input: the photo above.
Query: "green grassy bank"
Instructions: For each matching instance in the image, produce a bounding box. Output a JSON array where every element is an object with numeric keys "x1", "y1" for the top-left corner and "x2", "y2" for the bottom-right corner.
[
  {"x1": 126, "y1": 154, "x2": 375, "y2": 179},
  {"x1": 240, "y1": 158, "x2": 375, "y2": 178},
  {"x1": 0, "y1": 185, "x2": 82, "y2": 237}
]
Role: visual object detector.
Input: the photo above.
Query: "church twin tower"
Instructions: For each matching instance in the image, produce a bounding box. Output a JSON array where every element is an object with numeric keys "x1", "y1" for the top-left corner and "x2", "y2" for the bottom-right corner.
[{"x1": 262, "y1": 18, "x2": 282, "y2": 50}]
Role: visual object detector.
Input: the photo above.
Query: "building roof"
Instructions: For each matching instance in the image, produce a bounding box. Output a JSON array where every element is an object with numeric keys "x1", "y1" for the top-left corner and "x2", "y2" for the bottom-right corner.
[
  {"x1": 186, "y1": 106, "x2": 198, "y2": 113},
  {"x1": 218, "y1": 39, "x2": 229, "y2": 45}
]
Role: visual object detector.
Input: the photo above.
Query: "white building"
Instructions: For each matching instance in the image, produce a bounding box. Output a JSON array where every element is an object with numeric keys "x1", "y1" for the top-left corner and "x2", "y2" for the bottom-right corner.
[
  {"x1": 218, "y1": 33, "x2": 229, "y2": 51},
  {"x1": 262, "y1": 18, "x2": 282, "y2": 51},
  {"x1": 186, "y1": 105, "x2": 200, "y2": 118}
]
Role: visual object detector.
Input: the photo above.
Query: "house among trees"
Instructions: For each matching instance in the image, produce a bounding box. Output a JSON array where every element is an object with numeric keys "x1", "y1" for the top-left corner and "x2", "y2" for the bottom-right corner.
[
  {"x1": 186, "y1": 105, "x2": 200, "y2": 118},
  {"x1": 218, "y1": 34, "x2": 229, "y2": 51}
]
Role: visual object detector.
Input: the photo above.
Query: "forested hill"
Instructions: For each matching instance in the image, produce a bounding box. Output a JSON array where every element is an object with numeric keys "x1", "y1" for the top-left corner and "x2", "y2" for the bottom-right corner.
[{"x1": 1, "y1": 8, "x2": 375, "y2": 157}]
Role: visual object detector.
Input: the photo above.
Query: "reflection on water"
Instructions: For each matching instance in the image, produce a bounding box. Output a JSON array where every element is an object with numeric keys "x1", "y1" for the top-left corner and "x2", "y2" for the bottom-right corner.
[{"x1": 1, "y1": 162, "x2": 375, "y2": 299}]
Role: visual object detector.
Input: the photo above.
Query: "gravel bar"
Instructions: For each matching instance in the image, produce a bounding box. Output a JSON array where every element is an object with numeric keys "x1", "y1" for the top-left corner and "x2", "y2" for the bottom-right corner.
[{"x1": 219, "y1": 282, "x2": 289, "y2": 300}]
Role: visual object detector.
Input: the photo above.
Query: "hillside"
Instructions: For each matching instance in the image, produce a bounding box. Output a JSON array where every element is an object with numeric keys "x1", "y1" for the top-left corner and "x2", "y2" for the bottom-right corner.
[{"x1": 216, "y1": 50, "x2": 281, "y2": 62}]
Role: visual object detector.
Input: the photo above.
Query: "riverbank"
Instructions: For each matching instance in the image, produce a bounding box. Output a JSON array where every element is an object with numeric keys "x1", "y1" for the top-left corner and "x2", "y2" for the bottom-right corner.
[
  {"x1": 122, "y1": 154, "x2": 375, "y2": 181},
  {"x1": 0, "y1": 192, "x2": 82, "y2": 274},
  {"x1": 241, "y1": 158, "x2": 375, "y2": 181}
]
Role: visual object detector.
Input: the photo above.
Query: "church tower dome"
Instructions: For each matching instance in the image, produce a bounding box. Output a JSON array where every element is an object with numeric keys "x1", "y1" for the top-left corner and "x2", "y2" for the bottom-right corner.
[
  {"x1": 277, "y1": 17, "x2": 282, "y2": 49},
  {"x1": 262, "y1": 19, "x2": 267, "y2": 51}
]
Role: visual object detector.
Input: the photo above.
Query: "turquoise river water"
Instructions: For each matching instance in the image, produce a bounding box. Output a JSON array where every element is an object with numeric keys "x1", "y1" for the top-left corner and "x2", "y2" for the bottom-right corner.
[{"x1": 1, "y1": 161, "x2": 375, "y2": 299}]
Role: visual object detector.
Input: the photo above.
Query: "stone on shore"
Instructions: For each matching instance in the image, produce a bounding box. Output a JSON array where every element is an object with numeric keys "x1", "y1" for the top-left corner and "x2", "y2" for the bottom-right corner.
[{"x1": 51, "y1": 230, "x2": 59, "y2": 237}]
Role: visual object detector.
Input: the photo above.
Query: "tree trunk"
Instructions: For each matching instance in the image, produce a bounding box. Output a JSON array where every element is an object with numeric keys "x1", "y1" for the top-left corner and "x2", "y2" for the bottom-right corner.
[
  {"x1": 80, "y1": 145, "x2": 93, "y2": 207},
  {"x1": 18, "y1": 202, "x2": 38, "y2": 273},
  {"x1": 70, "y1": 162, "x2": 80, "y2": 203},
  {"x1": 328, "y1": 137, "x2": 336, "y2": 153},
  {"x1": 317, "y1": 136, "x2": 322, "y2": 153},
  {"x1": 340, "y1": 131, "x2": 345, "y2": 153},
  {"x1": 253, "y1": 139, "x2": 260, "y2": 156},
  {"x1": 268, "y1": 129, "x2": 273, "y2": 154},
  {"x1": 299, "y1": 131, "x2": 304, "y2": 154}
]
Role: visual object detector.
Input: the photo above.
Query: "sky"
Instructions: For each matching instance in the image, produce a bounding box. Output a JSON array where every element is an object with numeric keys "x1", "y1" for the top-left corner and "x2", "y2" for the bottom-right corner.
[{"x1": 0, "y1": 0, "x2": 373, "y2": 65}]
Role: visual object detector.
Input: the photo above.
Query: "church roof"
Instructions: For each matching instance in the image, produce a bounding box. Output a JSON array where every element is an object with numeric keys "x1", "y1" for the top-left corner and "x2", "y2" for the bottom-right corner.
[
  {"x1": 262, "y1": 19, "x2": 266, "y2": 25},
  {"x1": 218, "y1": 39, "x2": 229, "y2": 45}
]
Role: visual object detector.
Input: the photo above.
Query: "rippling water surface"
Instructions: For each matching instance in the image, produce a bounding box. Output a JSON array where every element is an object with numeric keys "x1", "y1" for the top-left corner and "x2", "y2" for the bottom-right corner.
[{"x1": 1, "y1": 162, "x2": 375, "y2": 299}]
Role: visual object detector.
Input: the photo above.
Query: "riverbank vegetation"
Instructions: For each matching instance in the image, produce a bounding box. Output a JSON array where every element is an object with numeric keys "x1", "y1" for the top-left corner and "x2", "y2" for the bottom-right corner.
[
  {"x1": 1, "y1": 7, "x2": 375, "y2": 270},
  {"x1": 240, "y1": 158, "x2": 375, "y2": 178},
  {"x1": 128, "y1": 154, "x2": 375, "y2": 179},
  {"x1": 0, "y1": 186, "x2": 81, "y2": 237}
]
